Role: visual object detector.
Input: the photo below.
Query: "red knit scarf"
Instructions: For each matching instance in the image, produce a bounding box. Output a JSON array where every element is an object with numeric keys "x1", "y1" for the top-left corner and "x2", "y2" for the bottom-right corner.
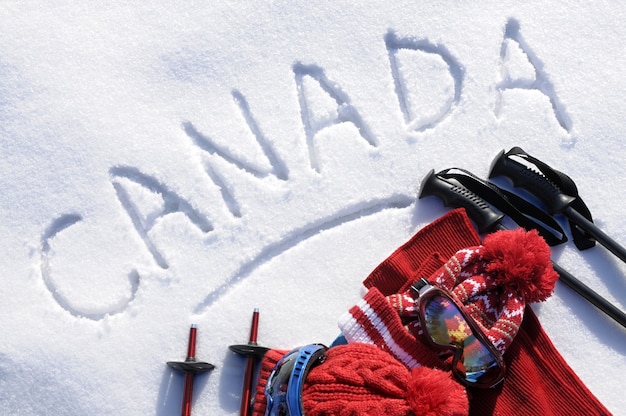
[{"x1": 362, "y1": 208, "x2": 611, "y2": 416}]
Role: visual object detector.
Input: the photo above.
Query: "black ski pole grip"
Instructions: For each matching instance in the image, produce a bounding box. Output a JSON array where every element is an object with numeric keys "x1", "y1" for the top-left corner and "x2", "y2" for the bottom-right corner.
[
  {"x1": 489, "y1": 148, "x2": 575, "y2": 214},
  {"x1": 419, "y1": 169, "x2": 504, "y2": 234}
]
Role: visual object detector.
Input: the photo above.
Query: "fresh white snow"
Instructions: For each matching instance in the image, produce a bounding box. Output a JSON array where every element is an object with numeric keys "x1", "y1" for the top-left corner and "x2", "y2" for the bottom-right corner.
[{"x1": 1, "y1": 2, "x2": 625, "y2": 415}]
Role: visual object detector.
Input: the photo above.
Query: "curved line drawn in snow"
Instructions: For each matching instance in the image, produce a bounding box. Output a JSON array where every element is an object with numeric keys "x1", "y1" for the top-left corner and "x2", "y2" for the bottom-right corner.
[
  {"x1": 192, "y1": 195, "x2": 414, "y2": 315},
  {"x1": 40, "y1": 213, "x2": 141, "y2": 320}
]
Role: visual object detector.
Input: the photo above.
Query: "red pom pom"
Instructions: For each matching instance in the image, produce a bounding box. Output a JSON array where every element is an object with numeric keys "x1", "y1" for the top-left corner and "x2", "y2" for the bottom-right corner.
[
  {"x1": 406, "y1": 366, "x2": 468, "y2": 416},
  {"x1": 481, "y1": 228, "x2": 559, "y2": 303}
]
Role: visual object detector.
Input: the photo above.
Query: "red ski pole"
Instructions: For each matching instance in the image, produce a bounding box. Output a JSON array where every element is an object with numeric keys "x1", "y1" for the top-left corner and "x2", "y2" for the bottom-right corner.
[
  {"x1": 167, "y1": 324, "x2": 215, "y2": 416},
  {"x1": 239, "y1": 308, "x2": 260, "y2": 416}
]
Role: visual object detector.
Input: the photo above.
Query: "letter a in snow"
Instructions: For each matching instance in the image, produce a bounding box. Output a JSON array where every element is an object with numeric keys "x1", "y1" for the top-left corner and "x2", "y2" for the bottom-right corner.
[
  {"x1": 496, "y1": 19, "x2": 572, "y2": 133},
  {"x1": 293, "y1": 62, "x2": 377, "y2": 172},
  {"x1": 110, "y1": 166, "x2": 213, "y2": 269}
]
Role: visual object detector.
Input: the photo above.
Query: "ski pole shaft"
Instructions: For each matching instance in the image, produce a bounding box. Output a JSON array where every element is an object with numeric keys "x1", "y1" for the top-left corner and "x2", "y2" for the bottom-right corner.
[
  {"x1": 564, "y1": 206, "x2": 626, "y2": 263},
  {"x1": 240, "y1": 308, "x2": 260, "y2": 416},
  {"x1": 179, "y1": 325, "x2": 198, "y2": 416},
  {"x1": 181, "y1": 373, "x2": 194, "y2": 416},
  {"x1": 549, "y1": 260, "x2": 626, "y2": 328},
  {"x1": 419, "y1": 170, "x2": 626, "y2": 329}
]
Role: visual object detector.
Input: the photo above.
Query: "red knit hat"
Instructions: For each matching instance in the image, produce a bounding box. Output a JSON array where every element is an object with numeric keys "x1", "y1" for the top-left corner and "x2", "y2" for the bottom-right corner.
[
  {"x1": 302, "y1": 342, "x2": 469, "y2": 416},
  {"x1": 251, "y1": 343, "x2": 469, "y2": 416},
  {"x1": 350, "y1": 208, "x2": 611, "y2": 416}
]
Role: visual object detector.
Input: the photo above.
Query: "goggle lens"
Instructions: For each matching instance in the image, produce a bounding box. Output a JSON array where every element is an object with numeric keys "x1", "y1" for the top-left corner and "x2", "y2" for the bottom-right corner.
[
  {"x1": 265, "y1": 344, "x2": 327, "y2": 416},
  {"x1": 423, "y1": 294, "x2": 503, "y2": 386},
  {"x1": 266, "y1": 351, "x2": 297, "y2": 416}
]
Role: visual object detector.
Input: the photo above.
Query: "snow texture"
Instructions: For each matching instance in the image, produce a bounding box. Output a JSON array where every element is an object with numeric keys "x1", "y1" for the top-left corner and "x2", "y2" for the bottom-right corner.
[{"x1": 1, "y1": 2, "x2": 625, "y2": 415}]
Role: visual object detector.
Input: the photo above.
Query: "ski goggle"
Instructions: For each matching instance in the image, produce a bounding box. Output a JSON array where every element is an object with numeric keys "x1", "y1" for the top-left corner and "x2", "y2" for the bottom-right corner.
[
  {"x1": 410, "y1": 278, "x2": 506, "y2": 388},
  {"x1": 264, "y1": 344, "x2": 327, "y2": 416}
]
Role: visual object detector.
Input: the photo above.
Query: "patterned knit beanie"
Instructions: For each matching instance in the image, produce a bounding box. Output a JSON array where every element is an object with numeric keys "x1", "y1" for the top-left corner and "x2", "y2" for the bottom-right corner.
[
  {"x1": 302, "y1": 342, "x2": 468, "y2": 416},
  {"x1": 340, "y1": 224, "x2": 559, "y2": 365},
  {"x1": 413, "y1": 227, "x2": 558, "y2": 355}
]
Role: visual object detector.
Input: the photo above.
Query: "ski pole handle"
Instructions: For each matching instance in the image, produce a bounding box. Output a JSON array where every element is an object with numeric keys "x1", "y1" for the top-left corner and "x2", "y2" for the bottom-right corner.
[
  {"x1": 419, "y1": 169, "x2": 626, "y2": 329},
  {"x1": 419, "y1": 169, "x2": 504, "y2": 233},
  {"x1": 489, "y1": 148, "x2": 575, "y2": 214}
]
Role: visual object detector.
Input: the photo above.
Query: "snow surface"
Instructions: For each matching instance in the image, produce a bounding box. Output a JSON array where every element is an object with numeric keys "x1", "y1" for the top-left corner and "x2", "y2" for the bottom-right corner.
[{"x1": 1, "y1": 2, "x2": 625, "y2": 415}]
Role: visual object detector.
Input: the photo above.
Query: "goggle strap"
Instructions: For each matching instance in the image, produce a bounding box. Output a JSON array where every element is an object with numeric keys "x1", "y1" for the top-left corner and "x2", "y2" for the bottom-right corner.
[
  {"x1": 286, "y1": 344, "x2": 327, "y2": 415},
  {"x1": 410, "y1": 278, "x2": 430, "y2": 294}
]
